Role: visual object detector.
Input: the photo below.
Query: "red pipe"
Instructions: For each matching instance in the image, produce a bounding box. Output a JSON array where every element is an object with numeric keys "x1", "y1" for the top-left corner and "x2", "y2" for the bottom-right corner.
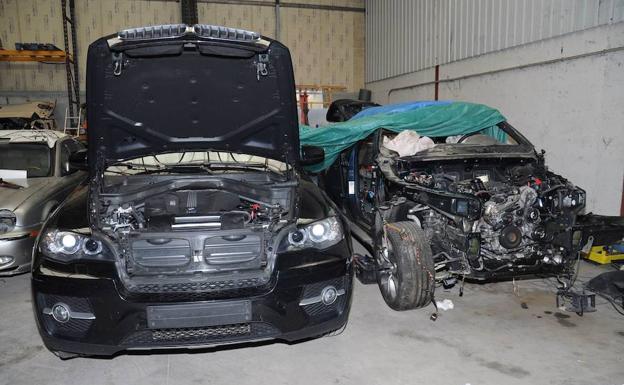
[
  {"x1": 620, "y1": 175, "x2": 624, "y2": 216},
  {"x1": 434, "y1": 65, "x2": 440, "y2": 101},
  {"x1": 299, "y1": 91, "x2": 309, "y2": 125}
]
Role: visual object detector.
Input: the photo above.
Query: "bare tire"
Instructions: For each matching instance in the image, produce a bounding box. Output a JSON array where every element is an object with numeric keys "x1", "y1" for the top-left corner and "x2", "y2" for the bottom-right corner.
[{"x1": 377, "y1": 221, "x2": 435, "y2": 311}]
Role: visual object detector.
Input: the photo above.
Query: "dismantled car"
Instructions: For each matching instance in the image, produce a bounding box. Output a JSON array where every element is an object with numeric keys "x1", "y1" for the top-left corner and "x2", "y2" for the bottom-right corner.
[
  {"x1": 0, "y1": 101, "x2": 57, "y2": 130},
  {"x1": 32, "y1": 24, "x2": 352, "y2": 358},
  {"x1": 0, "y1": 130, "x2": 86, "y2": 275},
  {"x1": 303, "y1": 100, "x2": 592, "y2": 310}
]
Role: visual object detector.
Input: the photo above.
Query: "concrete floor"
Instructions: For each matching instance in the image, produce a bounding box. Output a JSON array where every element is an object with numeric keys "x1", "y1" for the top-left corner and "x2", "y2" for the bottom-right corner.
[{"x1": 1, "y1": 260, "x2": 623, "y2": 385}]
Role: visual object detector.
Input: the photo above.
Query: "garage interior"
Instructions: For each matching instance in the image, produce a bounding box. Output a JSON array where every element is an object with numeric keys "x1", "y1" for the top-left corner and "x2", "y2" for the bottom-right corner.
[{"x1": 1, "y1": 1, "x2": 623, "y2": 384}]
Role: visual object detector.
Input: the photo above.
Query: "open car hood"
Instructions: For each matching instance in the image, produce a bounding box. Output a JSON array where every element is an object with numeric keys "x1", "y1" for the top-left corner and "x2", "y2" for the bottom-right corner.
[{"x1": 86, "y1": 24, "x2": 299, "y2": 170}]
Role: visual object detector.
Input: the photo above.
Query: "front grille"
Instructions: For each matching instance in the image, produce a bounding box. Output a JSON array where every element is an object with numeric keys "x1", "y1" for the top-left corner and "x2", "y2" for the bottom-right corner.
[
  {"x1": 120, "y1": 322, "x2": 278, "y2": 346},
  {"x1": 135, "y1": 276, "x2": 269, "y2": 293},
  {"x1": 153, "y1": 324, "x2": 251, "y2": 341},
  {"x1": 37, "y1": 294, "x2": 94, "y2": 339},
  {"x1": 126, "y1": 275, "x2": 273, "y2": 302},
  {"x1": 203, "y1": 233, "x2": 263, "y2": 267},
  {"x1": 131, "y1": 239, "x2": 192, "y2": 268}
]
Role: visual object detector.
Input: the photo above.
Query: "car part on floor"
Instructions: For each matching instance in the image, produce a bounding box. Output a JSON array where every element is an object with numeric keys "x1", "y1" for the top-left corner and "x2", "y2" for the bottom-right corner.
[
  {"x1": 556, "y1": 289, "x2": 596, "y2": 315},
  {"x1": 585, "y1": 245, "x2": 624, "y2": 264},
  {"x1": 586, "y1": 271, "x2": 624, "y2": 316}
]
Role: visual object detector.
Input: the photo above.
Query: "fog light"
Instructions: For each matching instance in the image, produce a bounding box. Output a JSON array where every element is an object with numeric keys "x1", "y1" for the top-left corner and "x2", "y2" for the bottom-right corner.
[
  {"x1": 51, "y1": 303, "x2": 70, "y2": 323},
  {"x1": 0, "y1": 256, "x2": 13, "y2": 265},
  {"x1": 321, "y1": 286, "x2": 338, "y2": 305}
]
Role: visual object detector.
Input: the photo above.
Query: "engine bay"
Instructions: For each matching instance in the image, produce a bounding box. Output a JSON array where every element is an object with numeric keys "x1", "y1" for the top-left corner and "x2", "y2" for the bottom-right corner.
[
  {"x1": 100, "y1": 188, "x2": 282, "y2": 233},
  {"x1": 93, "y1": 174, "x2": 295, "y2": 284},
  {"x1": 386, "y1": 158, "x2": 586, "y2": 279}
]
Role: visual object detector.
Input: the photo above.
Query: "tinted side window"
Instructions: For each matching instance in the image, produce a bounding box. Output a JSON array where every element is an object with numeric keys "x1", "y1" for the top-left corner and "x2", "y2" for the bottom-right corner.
[
  {"x1": 60, "y1": 142, "x2": 72, "y2": 176},
  {"x1": 68, "y1": 139, "x2": 85, "y2": 152}
]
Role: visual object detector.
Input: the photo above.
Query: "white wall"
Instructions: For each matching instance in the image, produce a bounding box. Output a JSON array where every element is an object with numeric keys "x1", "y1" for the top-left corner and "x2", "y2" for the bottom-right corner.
[{"x1": 366, "y1": 22, "x2": 624, "y2": 215}]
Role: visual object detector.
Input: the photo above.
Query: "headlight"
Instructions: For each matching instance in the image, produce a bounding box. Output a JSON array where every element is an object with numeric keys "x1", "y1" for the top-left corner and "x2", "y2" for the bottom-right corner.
[
  {"x1": 283, "y1": 217, "x2": 343, "y2": 251},
  {"x1": 40, "y1": 230, "x2": 106, "y2": 262},
  {"x1": 0, "y1": 210, "x2": 16, "y2": 235}
]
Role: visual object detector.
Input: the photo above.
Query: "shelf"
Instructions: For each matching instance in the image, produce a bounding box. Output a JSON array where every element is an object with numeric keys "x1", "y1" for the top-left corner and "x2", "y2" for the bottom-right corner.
[{"x1": 0, "y1": 49, "x2": 70, "y2": 63}]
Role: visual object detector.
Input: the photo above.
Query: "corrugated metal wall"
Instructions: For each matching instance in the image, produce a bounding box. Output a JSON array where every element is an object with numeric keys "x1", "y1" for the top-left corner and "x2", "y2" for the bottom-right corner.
[
  {"x1": 366, "y1": 0, "x2": 624, "y2": 82},
  {"x1": 0, "y1": 0, "x2": 365, "y2": 92}
]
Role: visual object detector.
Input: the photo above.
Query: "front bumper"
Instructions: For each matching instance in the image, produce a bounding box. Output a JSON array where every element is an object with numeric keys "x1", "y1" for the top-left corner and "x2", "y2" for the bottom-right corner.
[
  {"x1": 0, "y1": 229, "x2": 38, "y2": 276},
  {"x1": 32, "y1": 243, "x2": 353, "y2": 356}
]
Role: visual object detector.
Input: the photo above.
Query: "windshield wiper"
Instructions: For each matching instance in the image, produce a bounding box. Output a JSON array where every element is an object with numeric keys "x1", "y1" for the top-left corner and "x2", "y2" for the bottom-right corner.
[
  {"x1": 135, "y1": 164, "x2": 212, "y2": 175},
  {"x1": 205, "y1": 162, "x2": 272, "y2": 171},
  {"x1": 0, "y1": 178, "x2": 23, "y2": 189},
  {"x1": 111, "y1": 161, "x2": 282, "y2": 175}
]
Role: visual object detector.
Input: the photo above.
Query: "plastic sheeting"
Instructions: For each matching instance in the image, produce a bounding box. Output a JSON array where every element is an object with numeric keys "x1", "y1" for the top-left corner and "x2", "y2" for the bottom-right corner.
[
  {"x1": 382, "y1": 130, "x2": 435, "y2": 157},
  {"x1": 350, "y1": 100, "x2": 452, "y2": 120},
  {"x1": 300, "y1": 101, "x2": 507, "y2": 172}
]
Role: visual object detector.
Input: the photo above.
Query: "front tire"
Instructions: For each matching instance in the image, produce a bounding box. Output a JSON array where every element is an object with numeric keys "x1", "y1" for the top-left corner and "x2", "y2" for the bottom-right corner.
[{"x1": 377, "y1": 221, "x2": 435, "y2": 311}]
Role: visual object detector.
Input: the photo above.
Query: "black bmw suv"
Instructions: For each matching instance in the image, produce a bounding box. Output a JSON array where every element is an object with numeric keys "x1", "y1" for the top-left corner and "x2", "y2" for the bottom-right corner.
[{"x1": 32, "y1": 24, "x2": 353, "y2": 358}]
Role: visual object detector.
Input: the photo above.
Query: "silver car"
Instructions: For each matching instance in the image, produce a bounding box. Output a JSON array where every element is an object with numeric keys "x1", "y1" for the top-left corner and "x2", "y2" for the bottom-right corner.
[{"x1": 0, "y1": 130, "x2": 86, "y2": 275}]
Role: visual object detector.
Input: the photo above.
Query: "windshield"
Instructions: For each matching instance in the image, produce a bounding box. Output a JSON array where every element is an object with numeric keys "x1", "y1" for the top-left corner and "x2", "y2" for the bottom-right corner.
[
  {"x1": 105, "y1": 151, "x2": 289, "y2": 176},
  {"x1": 380, "y1": 122, "x2": 533, "y2": 159},
  {"x1": 435, "y1": 122, "x2": 529, "y2": 145},
  {"x1": 0, "y1": 143, "x2": 51, "y2": 177}
]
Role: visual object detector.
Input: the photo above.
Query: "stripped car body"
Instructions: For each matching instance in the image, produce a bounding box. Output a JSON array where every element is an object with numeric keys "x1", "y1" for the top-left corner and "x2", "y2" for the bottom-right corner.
[
  {"x1": 0, "y1": 130, "x2": 85, "y2": 275},
  {"x1": 316, "y1": 101, "x2": 590, "y2": 310},
  {"x1": 32, "y1": 24, "x2": 352, "y2": 358},
  {"x1": 0, "y1": 101, "x2": 57, "y2": 130}
]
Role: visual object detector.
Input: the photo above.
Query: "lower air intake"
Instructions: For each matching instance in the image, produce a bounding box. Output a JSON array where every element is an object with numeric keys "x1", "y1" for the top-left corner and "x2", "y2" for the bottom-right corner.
[
  {"x1": 121, "y1": 322, "x2": 279, "y2": 346},
  {"x1": 153, "y1": 324, "x2": 251, "y2": 341}
]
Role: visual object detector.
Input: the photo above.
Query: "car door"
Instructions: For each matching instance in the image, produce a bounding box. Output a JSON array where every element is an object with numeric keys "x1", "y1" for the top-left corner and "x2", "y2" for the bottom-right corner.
[
  {"x1": 350, "y1": 134, "x2": 380, "y2": 230},
  {"x1": 47, "y1": 139, "x2": 86, "y2": 212},
  {"x1": 323, "y1": 149, "x2": 351, "y2": 214},
  {"x1": 323, "y1": 131, "x2": 386, "y2": 229}
]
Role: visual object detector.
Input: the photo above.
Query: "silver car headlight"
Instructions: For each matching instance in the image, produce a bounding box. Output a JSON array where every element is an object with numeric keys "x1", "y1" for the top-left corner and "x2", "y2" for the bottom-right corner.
[
  {"x1": 0, "y1": 210, "x2": 16, "y2": 235},
  {"x1": 40, "y1": 230, "x2": 105, "y2": 262},
  {"x1": 283, "y1": 217, "x2": 344, "y2": 251}
]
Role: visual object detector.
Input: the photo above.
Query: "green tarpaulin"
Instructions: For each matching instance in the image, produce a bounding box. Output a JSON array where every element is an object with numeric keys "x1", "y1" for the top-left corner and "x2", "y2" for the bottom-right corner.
[{"x1": 299, "y1": 101, "x2": 507, "y2": 172}]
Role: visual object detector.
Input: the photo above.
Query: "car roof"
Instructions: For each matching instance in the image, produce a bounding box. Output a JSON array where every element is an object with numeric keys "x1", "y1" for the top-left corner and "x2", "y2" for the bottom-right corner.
[{"x1": 0, "y1": 130, "x2": 70, "y2": 148}]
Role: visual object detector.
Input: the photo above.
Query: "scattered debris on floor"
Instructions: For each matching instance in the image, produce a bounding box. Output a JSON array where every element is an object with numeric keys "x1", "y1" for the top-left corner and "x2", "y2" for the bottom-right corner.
[
  {"x1": 435, "y1": 299, "x2": 454, "y2": 311},
  {"x1": 586, "y1": 270, "x2": 624, "y2": 316}
]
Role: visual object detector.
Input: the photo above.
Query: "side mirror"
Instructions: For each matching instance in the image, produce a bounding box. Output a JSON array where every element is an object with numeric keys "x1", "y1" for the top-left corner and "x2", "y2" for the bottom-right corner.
[
  {"x1": 68, "y1": 149, "x2": 88, "y2": 171},
  {"x1": 300, "y1": 145, "x2": 325, "y2": 166}
]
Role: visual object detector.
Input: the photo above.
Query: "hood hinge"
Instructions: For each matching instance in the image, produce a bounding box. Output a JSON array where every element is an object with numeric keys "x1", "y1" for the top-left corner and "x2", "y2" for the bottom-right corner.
[{"x1": 112, "y1": 52, "x2": 124, "y2": 76}]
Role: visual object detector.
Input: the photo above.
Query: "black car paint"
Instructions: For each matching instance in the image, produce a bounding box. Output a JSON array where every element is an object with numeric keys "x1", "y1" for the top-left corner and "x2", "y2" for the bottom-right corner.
[
  {"x1": 86, "y1": 31, "x2": 300, "y2": 169},
  {"x1": 32, "y1": 174, "x2": 353, "y2": 356},
  {"x1": 32, "y1": 27, "x2": 353, "y2": 356}
]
